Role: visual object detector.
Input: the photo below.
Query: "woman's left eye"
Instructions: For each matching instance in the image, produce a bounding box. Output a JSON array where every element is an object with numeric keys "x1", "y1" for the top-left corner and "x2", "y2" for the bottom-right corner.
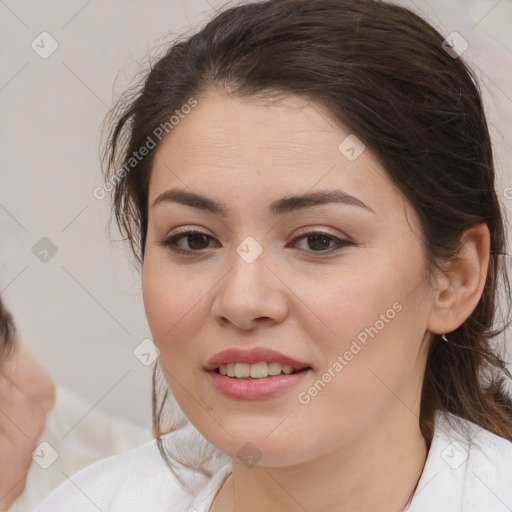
[
  {"x1": 157, "y1": 229, "x2": 352, "y2": 255},
  {"x1": 292, "y1": 231, "x2": 352, "y2": 253}
]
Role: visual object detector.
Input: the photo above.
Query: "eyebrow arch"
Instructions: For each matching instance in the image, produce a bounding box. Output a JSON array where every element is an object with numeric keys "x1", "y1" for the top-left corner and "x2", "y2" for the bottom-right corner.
[{"x1": 151, "y1": 188, "x2": 375, "y2": 217}]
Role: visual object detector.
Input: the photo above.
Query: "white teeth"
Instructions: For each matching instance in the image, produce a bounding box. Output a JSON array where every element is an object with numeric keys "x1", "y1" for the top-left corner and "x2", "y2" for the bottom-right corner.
[
  {"x1": 268, "y1": 361, "x2": 282, "y2": 375},
  {"x1": 218, "y1": 361, "x2": 299, "y2": 379},
  {"x1": 234, "y1": 362, "x2": 250, "y2": 378},
  {"x1": 249, "y1": 362, "x2": 268, "y2": 378}
]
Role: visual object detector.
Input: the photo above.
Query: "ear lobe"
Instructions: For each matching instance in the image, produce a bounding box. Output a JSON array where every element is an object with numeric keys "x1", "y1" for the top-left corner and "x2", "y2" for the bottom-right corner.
[{"x1": 427, "y1": 223, "x2": 490, "y2": 335}]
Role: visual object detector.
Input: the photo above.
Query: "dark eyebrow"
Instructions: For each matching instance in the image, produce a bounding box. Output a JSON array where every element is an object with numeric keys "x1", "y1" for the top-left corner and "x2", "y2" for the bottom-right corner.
[{"x1": 151, "y1": 188, "x2": 375, "y2": 216}]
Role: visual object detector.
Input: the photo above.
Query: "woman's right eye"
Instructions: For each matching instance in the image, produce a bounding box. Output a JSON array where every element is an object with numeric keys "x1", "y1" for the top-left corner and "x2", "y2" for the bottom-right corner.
[{"x1": 157, "y1": 230, "x2": 217, "y2": 255}]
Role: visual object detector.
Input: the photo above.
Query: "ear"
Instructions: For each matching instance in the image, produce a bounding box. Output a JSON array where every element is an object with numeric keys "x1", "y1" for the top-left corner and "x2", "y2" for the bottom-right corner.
[{"x1": 427, "y1": 223, "x2": 490, "y2": 335}]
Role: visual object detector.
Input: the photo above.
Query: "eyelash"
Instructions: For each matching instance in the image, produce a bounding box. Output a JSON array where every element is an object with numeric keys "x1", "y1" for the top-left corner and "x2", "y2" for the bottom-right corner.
[{"x1": 157, "y1": 227, "x2": 353, "y2": 256}]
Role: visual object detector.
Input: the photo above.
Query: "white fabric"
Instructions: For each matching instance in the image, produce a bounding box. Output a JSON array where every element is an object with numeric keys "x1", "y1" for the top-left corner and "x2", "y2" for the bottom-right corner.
[
  {"x1": 10, "y1": 386, "x2": 151, "y2": 512},
  {"x1": 405, "y1": 413, "x2": 512, "y2": 512},
  {"x1": 33, "y1": 412, "x2": 512, "y2": 512}
]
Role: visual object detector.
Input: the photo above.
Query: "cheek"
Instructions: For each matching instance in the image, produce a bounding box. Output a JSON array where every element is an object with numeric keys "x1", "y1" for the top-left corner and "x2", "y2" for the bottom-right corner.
[
  {"x1": 309, "y1": 262, "x2": 425, "y2": 380},
  {"x1": 292, "y1": 276, "x2": 423, "y2": 435},
  {"x1": 142, "y1": 253, "x2": 212, "y2": 364},
  {"x1": 308, "y1": 273, "x2": 393, "y2": 351}
]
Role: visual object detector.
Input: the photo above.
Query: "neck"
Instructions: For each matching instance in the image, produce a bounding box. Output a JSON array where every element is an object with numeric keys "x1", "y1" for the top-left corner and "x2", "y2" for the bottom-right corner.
[{"x1": 211, "y1": 407, "x2": 428, "y2": 512}]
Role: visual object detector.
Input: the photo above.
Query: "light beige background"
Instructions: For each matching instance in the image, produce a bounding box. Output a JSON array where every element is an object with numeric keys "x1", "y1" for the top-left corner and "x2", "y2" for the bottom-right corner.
[{"x1": 1, "y1": 0, "x2": 511, "y2": 428}]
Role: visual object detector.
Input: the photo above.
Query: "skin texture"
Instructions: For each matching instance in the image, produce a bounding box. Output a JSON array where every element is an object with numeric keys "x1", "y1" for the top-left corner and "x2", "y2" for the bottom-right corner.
[
  {"x1": 142, "y1": 91, "x2": 490, "y2": 512},
  {"x1": 0, "y1": 345, "x2": 55, "y2": 511}
]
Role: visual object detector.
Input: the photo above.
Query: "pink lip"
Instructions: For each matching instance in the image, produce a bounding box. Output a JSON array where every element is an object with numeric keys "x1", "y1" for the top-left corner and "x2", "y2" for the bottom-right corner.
[
  {"x1": 204, "y1": 347, "x2": 311, "y2": 372},
  {"x1": 207, "y1": 368, "x2": 312, "y2": 400}
]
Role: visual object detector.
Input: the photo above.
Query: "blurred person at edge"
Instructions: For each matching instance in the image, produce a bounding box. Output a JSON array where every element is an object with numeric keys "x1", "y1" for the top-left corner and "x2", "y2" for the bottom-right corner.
[
  {"x1": 0, "y1": 298, "x2": 150, "y2": 512},
  {"x1": 0, "y1": 299, "x2": 54, "y2": 511}
]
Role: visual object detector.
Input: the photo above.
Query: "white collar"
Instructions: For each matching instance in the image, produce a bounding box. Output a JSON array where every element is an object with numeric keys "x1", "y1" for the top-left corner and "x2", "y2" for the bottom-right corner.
[
  {"x1": 187, "y1": 412, "x2": 512, "y2": 512},
  {"x1": 406, "y1": 411, "x2": 512, "y2": 511}
]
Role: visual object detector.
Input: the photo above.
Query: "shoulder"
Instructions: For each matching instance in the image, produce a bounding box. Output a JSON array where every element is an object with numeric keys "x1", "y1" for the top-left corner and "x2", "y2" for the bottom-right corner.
[
  {"x1": 408, "y1": 411, "x2": 512, "y2": 512},
  {"x1": 462, "y1": 416, "x2": 512, "y2": 511},
  {"x1": 33, "y1": 428, "x2": 213, "y2": 512}
]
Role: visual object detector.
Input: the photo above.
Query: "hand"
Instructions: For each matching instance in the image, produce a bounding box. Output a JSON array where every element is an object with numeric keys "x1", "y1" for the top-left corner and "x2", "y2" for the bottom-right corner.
[{"x1": 0, "y1": 346, "x2": 55, "y2": 511}]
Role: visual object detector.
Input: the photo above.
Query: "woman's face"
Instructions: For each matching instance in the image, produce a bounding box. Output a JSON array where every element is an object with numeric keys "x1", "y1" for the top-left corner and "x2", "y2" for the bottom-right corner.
[{"x1": 142, "y1": 91, "x2": 434, "y2": 466}]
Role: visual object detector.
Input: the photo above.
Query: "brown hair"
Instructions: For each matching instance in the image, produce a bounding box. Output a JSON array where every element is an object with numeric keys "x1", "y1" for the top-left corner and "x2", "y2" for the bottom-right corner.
[
  {"x1": 102, "y1": 0, "x2": 512, "y2": 483},
  {"x1": 0, "y1": 297, "x2": 16, "y2": 367}
]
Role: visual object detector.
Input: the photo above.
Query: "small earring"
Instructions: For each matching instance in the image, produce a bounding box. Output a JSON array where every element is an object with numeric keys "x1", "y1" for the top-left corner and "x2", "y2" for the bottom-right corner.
[{"x1": 441, "y1": 334, "x2": 448, "y2": 341}]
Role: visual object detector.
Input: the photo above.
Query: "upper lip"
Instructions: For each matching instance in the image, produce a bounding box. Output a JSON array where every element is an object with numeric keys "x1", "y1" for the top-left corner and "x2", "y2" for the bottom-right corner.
[{"x1": 205, "y1": 347, "x2": 312, "y2": 372}]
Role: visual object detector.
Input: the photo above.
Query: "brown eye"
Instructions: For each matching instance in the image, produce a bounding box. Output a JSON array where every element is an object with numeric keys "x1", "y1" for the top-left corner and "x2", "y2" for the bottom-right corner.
[
  {"x1": 157, "y1": 230, "x2": 217, "y2": 254},
  {"x1": 305, "y1": 234, "x2": 334, "y2": 251},
  {"x1": 290, "y1": 231, "x2": 353, "y2": 253},
  {"x1": 186, "y1": 233, "x2": 211, "y2": 250}
]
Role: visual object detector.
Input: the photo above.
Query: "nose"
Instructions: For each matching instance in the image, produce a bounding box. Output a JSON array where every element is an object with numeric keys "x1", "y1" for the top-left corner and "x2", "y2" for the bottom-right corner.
[{"x1": 211, "y1": 244, "x2": 289, "y2": 331}]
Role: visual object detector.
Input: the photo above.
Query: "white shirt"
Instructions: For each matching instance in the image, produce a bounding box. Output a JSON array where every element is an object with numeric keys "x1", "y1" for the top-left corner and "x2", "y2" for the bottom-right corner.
[{"x1": 34, "y1": 411, "x2": 512, "y2": 512}]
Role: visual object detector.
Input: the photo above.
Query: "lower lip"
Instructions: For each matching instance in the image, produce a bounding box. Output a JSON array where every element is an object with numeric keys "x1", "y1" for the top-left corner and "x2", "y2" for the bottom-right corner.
[{"x1": 207, "y1": 369, "x2": 311, "y2": 400}]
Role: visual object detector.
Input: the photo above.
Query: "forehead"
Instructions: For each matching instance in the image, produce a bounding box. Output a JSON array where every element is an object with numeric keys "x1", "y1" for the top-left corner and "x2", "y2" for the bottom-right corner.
[
  {"x1": 154, "y1": 91, "x2": 356, "y2": 170},
  {"x1": 149, "y1": 90, "x2": 410, "y2": 224}
]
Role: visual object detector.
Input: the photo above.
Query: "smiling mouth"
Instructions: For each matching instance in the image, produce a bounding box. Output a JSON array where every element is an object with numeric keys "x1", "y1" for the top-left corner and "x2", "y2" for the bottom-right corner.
[{"x1": 213, "y1": 362, "x2": 312, "y2": 379}]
